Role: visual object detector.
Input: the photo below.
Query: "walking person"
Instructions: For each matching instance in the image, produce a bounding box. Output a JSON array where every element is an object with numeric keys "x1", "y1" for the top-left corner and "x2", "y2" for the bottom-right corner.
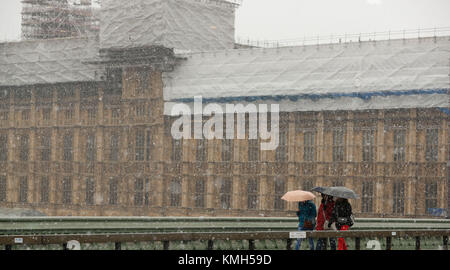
[
  {"x1": 315, "y1": 194, "x2": 337, "y2": 250},
  {"x1": 328, "y1": 198, "x2": 354, "y2": 250},
  {"x1": 295, "y1": 200, "x2": 317, "y2": 250}
]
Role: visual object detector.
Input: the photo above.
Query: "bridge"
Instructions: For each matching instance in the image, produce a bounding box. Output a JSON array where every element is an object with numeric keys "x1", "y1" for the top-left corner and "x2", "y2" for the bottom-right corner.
[{"x1": 0, "y1": 217, "x2": 449, "y2": 250}]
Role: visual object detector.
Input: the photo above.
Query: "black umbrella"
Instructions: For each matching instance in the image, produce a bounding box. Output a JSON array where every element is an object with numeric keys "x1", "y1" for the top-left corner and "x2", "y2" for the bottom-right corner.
[
  {"x1": 311, "y1": 186, "x2": 327, "y2": 193},
  {"x1": 321, "y1": 186, "x2": 359, "y2": 199}
]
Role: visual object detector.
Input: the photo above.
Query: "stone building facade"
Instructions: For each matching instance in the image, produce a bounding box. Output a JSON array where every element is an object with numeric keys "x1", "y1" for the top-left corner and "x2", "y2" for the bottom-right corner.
[
  {"x1": 0, "y1": 0, "x2": 449, "y2": 218},
  {"x1": 0, "y1": 66, "x2": 448, "y2": 217}
]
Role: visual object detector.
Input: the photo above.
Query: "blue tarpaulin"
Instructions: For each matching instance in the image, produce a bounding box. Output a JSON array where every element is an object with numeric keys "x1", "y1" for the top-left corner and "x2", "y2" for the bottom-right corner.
[
  {"x1": 171, "y1": 89, "x2": 449, "y2": 104},
  {"x1": 427, "y1": 208, "x2": 448, "y2": 217}
]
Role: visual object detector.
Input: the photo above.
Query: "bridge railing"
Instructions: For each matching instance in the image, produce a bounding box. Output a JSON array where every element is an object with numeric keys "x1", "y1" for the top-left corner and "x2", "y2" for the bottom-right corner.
[
  {"x1": 1, "y1": 217, "x2": 449, "y2": 235},
  {"x1": 1, "y1": 230, "x2": 449, "y2": 250}
]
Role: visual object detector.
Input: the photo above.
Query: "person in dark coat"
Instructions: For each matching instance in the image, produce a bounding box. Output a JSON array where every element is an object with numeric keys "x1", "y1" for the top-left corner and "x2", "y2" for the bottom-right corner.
[
  {"x1": 328, "y1": 198, "x2": 354, "y2": 250},
  {"x1": 295, "y1": 200, "x2": 317, "y2": 250},
  {"x1": 315, "y1": 194, "x2": 337, "y2": 250}
]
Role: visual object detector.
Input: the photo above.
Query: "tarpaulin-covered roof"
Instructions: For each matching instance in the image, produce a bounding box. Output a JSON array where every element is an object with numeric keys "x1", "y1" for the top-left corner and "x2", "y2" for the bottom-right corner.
[
  {"x1": 100, "y1": 0, "x2": 236, "y2": 52},
  {"x1": 163, "y1": 36, "x2": 450, "y2": 113},
  {"x1": 0, "y1": 37, "x2": 102, "y2": 87}
]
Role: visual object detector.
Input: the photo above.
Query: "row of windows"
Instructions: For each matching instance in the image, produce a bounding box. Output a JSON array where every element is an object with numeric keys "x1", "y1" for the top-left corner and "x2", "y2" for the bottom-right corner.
[
  {"x1": 1, "y1": 85, "x2": 107, "y2": 102},
  {"x1": 0, "y1": 175, "x2": 440, "y2": 215},
  {"x1": 361, "y1": 181, "x2": 438, "y2": 215},
  {"x1": 0, "y1": 176, "x2": 268, "y2": 210},
  {"x1": 167, "y1": 178, "x2": 281, "y2": 210},
  {"x1": 0, "y1": 131, "x2": 151, "y2": 162},
  {"x1": 0, "y1": 105, "x2": 152, "y2": 123},
  {"x1": 167, "y1": 178, "x2": 437, "y2": 214},
  {"x1": 170, "y1": 128, "x2": 441, "y2": 163},
  {"x1": 0, "y1": 128, "x2": 442, "y2": 163},
  {"x1": 1, "y1": 176, "x2": 151, "y2": 206}
]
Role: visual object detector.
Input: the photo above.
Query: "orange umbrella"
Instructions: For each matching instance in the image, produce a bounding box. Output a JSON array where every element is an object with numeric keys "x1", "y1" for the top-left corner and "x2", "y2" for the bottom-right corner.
[{"x1": 281, "y1": 190, "x2": 316, "y2": 202}]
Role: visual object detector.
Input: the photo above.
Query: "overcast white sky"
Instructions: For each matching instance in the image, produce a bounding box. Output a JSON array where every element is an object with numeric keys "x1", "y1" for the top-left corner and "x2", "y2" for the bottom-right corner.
[{"x1": 1, "y1": 0, "x2": 450, "y2": 41}]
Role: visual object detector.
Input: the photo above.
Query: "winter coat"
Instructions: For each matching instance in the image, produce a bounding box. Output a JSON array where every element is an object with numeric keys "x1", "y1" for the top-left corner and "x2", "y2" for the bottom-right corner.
[
  {"x1": 296, "y1": 200, "x2": 317, "y2": 229},
  {"x1": 329, "y1": 199, "x2": 353, "y2": 229},
  {"x1": 316, "y1": 198, "x2": 335, "y2": 231}
]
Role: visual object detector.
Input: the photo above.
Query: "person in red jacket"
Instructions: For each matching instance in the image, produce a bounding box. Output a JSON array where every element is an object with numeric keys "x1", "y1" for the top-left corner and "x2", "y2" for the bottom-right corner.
[{"x1": 315, "y1": 194, "x2": 337, "y2": 250}]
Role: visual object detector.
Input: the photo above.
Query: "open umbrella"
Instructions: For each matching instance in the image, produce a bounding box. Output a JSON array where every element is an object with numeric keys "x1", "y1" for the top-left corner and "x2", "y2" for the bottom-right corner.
[
  {"x1": 281, "y1": 190, "x2": 316, "y2": 202},
  {"x1": 321, "y1": 186, "x2": 359, "y2": 199},
  {"x1": 311, "y1": 186, "x2": 327, "y2": 194}
]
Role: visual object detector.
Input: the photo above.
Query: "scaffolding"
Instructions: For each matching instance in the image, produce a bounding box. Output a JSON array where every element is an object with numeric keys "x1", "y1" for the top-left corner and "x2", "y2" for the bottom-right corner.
[{"x1": 21, "y1": 0, "x2": 100, "y2": 40}]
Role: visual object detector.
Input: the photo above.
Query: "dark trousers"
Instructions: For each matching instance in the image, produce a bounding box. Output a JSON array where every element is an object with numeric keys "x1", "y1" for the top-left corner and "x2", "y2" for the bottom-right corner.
[
  {"x1": 295, "y1": 227, "x2": 315, "y2": 250},
  {"x1": 316, "y1": 238, "x2": 337, "y2": 250}
]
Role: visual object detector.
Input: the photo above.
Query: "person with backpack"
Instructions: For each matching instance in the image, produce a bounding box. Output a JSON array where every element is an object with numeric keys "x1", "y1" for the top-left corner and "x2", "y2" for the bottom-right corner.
[
  {"x1": 328, "y1": 198, "x2": 354, "y2": 250},
  {"x1": 295, "y1": 200, "x2": 317, "y2": 250}
]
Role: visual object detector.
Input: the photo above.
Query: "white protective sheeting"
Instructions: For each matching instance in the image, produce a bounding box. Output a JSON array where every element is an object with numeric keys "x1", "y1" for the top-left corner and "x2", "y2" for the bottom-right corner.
[
  {"x1": 100, "y1": 0, "x2": 236, "y2": 52},
  {"x1": 164, "y1": 94, "x2": 447, "y2": 115},
  {"x1": 163, "y1": 36, "x2": 450, "y2": 113},
  {"x1": 0, "y1": 37, "x2": 102, "y2": 87}
]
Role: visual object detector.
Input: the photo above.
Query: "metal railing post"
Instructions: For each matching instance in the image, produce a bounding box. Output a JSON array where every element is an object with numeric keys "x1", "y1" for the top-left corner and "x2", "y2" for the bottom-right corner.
[
  {"x1": 286, "y1": 239, "x2": 292, "y2": 250},
  {"x1": 207, "y1": 240, "x2": 214, "y2": 250},
  {"x1": 163, "y1": 241, "x2": 170, "y2": 250},
  {"x1": 355, "y1": 238, "x2": 361, "y2": 250},
  {"x1": 248, "y1": 239, "x2": 255, "y2": 250},
  {"x1": 386, "y1": 237, "x2": 392, "y2": 250}
]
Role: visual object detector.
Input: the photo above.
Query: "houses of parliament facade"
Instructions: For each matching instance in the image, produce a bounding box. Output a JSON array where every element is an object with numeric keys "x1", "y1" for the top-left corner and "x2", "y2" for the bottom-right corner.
[
  {"x1": 0, "y1": 0, "x2": 449, "y2": 218},
  {"x1": 0, "y1": 66, "x2": 448, "y2": 218}
]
